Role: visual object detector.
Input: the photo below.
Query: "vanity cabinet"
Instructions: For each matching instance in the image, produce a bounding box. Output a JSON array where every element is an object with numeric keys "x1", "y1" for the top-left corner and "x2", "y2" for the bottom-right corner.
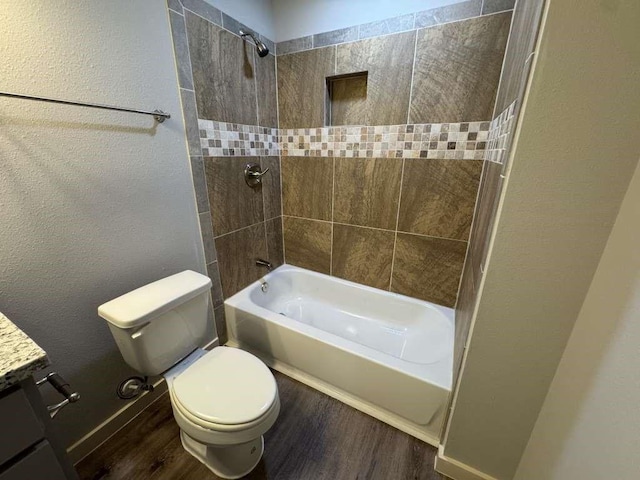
[{"x1": 0, "y1": 378, "x2": 78, "y2": 480}]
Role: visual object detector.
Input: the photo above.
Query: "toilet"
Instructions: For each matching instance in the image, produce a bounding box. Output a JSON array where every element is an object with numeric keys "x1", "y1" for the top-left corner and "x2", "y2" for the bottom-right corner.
[{"x1": 98, "y1": 270, "x2": 279, "y2": 479}]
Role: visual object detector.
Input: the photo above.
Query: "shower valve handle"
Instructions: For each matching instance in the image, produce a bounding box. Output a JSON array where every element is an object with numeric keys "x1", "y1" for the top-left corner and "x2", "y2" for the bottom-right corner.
[
  {"x1": 248, "y1": 167, "x2": 269, "y2": 178},
  {"x1": 244, "y1": 163, "x2": 269, "y2": 188}
]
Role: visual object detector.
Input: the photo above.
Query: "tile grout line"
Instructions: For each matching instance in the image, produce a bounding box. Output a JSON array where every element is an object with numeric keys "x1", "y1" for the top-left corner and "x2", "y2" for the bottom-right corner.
[
  {"x1": 276, "y1": 216, "x2": 471, "y2": 244},
  {"x1": 330, "y1": 157, "x2": 335, "y2": 275},
  {"x1": 334, "y1": 220, "x2": 395, "y2": 234},
  {"x1": 281, "y1": 205, "x2": 286, "y2": 264},
  {"x1": 274, "y1": 52, "x2": 286, "y2": 265},
  {"x1": 389, "y1": 158, "x2": 406, "y2": 292},
  {"x1": 252, "y1": 43, "x2": 260, "y2": 129},
  {"x1": 406, "y1": 28, "x2": 420, "y2": 124},
  {"x1": 214, "y1": 220, "x2": 266, "y2": 240},
  {"x1": 283, "y1": 215, "x2": 333, "y2": 225},
  {"x1": 252, "y1": 44, "x2": 269, "y2": 264},
  {"x1": 261, "y1": 163, "x2": 269, "y2": 264},
  {"x1": 182, "y1": 8, "x2": 221, "y2": 29}
]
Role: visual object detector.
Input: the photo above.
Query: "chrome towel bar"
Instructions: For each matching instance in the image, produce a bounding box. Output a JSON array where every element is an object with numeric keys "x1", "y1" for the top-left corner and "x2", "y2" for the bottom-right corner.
[{"x1": 0, "y1": 90, "x2": 170, "y2": 123}]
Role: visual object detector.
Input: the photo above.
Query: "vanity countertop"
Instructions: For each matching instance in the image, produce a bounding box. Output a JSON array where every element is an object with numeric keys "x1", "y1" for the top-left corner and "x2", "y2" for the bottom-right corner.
[{"x1": 0, "y1": 312, "x2": 49, "y2": 391}]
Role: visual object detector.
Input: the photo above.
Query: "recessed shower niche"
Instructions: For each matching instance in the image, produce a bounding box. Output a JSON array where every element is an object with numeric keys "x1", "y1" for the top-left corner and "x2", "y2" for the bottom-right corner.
[{"x1": 326, "y1": 71, "x2": 368, "y2": 126}]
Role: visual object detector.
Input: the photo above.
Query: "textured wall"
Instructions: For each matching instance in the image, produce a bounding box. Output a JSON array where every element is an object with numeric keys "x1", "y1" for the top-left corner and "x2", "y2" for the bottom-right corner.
[
  {"x1": 441, "y1": 0, "x2": 640, "y2": 477},
  {"x1": 515, "y1": 158, "x2": 640, "y2": 479},
  {"x1": 0, "y1": 0, "x2": 206, "y2": 447}
]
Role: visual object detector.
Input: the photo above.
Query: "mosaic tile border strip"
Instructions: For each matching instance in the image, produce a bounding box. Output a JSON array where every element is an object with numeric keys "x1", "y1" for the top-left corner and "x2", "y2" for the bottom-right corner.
[
  {"x1": 279, "y1": 122, "x2": 490, "y2": 159},
  {"x1": 485, "y1": 100, "x2": 517, "y2": 164},
  {"x1": 199, "y1": 120, "x2": 279, "y2": 157},
  {"x1": 197, "y1": 120, "x2": 491, "y2": 159},
  {"x1": 277, "y1": 0, "x2": 515, "y2": 55}
]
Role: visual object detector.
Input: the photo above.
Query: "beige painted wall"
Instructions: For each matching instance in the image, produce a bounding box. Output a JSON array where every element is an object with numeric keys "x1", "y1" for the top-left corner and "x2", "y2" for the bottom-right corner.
[
  {"x1": 0, "y1": 1, "x2": 208, "y2": 447},
  {"x1": 514, "y1": 158, "x2": 640, "y2": 479},
  {"x1": 441, "y1": 0, "x2": 640, "y2": 478}
]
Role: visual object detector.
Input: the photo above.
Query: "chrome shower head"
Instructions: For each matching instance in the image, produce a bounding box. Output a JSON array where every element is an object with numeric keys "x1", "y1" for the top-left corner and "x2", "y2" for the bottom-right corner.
[{"x1": 239, "y1": 30, "x2": 269, "y2": 58}]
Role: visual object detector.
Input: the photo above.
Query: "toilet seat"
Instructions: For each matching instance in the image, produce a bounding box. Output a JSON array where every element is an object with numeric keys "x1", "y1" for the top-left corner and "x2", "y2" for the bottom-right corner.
[
  {"x1": 171, "y1": 347, "x2": 278, "y2": 429},
  {"x1": 173, "y1": 393, "x2": 280, "y2": 433}
]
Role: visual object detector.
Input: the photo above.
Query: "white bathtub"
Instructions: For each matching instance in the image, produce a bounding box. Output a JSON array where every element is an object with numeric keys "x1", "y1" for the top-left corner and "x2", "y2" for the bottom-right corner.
[{"x1": 224, "y1": 265, "x2": 454, "y2": 445}]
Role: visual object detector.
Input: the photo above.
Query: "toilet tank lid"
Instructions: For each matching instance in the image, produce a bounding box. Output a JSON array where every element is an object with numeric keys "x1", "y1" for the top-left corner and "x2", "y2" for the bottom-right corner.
[{"x1": 98, "y1": 270, "x2": 212, "y2": 329}]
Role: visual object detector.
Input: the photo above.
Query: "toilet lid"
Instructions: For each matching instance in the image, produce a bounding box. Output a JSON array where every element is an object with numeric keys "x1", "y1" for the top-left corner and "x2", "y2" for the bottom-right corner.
[{"x1": 172, "y1": 347, "x2": 277, "y2": 425}]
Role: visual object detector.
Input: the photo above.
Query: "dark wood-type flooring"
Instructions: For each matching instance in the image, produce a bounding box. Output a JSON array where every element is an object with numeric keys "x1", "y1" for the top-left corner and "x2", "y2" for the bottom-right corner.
[{"x1": 76, "y1": 371, "x2": 444, "y2": 480}]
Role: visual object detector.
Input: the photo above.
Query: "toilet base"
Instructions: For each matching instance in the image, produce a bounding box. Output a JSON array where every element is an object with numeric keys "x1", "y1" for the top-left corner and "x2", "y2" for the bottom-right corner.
[{"x1": 180, "y1": 430, "x2": 264, "y2": 479}]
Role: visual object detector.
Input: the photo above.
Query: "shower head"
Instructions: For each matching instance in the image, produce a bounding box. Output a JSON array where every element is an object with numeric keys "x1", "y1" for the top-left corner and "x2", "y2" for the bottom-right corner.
[{"x1": 239, "y1": 30, "x2": 269, "y2": 58}]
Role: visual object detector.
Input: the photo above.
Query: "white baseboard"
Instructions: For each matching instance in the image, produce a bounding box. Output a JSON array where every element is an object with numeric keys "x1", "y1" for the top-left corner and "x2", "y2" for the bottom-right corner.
[
  {"x1": 67, "y1": 377, "x2": 168, "y2": 464},
  {"x1": 435, "y1": 445, "x2": 499, "y2": 480}
]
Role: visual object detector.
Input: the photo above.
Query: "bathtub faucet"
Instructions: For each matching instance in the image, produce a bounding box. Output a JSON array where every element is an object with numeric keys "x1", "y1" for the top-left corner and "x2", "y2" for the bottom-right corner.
[{"x1": 256, "y1": 258, "x2": 273, "y2": 272}]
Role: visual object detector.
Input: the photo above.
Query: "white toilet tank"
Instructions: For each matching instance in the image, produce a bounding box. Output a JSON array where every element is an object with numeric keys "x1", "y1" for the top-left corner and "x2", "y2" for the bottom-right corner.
[{"x1": 98, "y1": 270, "x2": 212, "y2": 376}]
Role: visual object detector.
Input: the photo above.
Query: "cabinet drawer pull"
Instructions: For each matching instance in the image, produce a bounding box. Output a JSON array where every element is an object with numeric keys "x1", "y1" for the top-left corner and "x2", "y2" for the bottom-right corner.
[{"x1": 36, "y1": 372, "x2": 80, "y2": 418}]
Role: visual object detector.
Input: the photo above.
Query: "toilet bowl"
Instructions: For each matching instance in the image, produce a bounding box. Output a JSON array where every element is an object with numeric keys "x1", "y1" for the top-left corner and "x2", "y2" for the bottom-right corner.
[
  {"x1": 164, "y1": 347, "x2": 280, "y2": 479},
  {"x1": 98, "y1": 270, "x2": 280, "y2": 479}
]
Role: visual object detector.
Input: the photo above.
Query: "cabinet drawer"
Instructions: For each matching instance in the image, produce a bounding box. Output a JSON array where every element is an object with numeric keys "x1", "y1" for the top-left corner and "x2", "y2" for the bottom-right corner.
[
  {"x1": 0, "y1": 387, "x2": 44, "y2": 465},
  {"x1": 0, "y1": 441, "x2": 66, "y2": 480}
]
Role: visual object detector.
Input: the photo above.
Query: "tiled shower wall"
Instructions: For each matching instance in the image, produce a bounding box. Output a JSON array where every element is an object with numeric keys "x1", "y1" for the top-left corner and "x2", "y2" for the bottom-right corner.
[
  {"x1": 168, "y1": 0, "x2": 517, "y2": 333},
  {"x1": 276, "y1": 9, "x2": 513, "y2": 307},
  {"x1": 167, "y1": 0, "x2": 281, "y2": 342}
]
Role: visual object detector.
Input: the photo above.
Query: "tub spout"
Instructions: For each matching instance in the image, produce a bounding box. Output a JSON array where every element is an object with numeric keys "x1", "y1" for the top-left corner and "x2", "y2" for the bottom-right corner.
[{"x1": 256, "y1": 258, "x2": 273, "y2": 272}]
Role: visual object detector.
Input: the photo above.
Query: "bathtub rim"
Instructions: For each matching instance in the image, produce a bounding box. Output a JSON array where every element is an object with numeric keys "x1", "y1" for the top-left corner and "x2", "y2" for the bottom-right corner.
[
  {"x1": 246, "y1": 264, "x2": 455, "y2": 322},
  {"x1": 224, "y1": 264, "x2": 454, "y2": 390}
]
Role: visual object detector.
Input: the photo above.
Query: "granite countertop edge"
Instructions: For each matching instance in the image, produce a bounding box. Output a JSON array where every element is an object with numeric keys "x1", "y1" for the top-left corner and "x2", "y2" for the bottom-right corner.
[{"x1": 0, "y1": 312, "x2": 50, "y2": 392}]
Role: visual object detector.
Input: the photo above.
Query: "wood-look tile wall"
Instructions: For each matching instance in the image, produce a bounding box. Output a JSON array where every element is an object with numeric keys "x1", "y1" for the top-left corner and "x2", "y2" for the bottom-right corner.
[
  {"x1": 281, "y1": 156, "x2": 482, "y2": 307},
  {"x1": 277, "y1": 47, "x2": 335, "y2": 129},
  {"x1": 409, "y1": 13, "x2": 511, "y2": 123},
  {"x1": 167, "y1": 0, "x2": 281, "y2": 343},
  {"x1": 493, "y1": 0, "x2": 545, "y2": 115},
  {"x1": 277, "y1": 12, "x2": 511, "y2": 308},
  {"x1": 335, "y1": 31, "x2": 416, "y2": 126},
  {"x1": 277, "y1": 12, "x2": 511, "y2": 129},
  {"x1": 186, "y1": 12, "x2": 258, "y2": 125},
  {"x1": 204, "y1": 154, "x2": 283, "y2": 300},
  {"x1": 170, "y1": 1, "x2": 515, "y2": 322}
]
